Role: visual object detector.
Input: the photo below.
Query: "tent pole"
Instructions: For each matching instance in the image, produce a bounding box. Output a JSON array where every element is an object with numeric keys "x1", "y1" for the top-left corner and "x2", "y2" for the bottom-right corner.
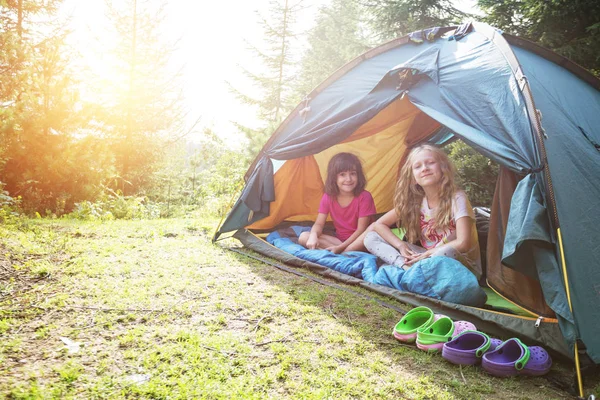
[{"x1": 557, "y1": 228, "x2": 584, "y2": 398}]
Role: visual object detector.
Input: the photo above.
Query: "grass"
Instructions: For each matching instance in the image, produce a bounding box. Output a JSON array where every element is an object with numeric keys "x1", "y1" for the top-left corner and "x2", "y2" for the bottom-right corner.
[{"x1": 0, "y1": 216, "x2": 598, "y2": 399}]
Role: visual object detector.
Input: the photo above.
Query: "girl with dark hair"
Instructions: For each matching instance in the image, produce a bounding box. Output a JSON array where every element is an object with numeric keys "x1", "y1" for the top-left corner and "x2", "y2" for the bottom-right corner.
[{"x1": 299, "y1": 152, "x2": 376, "y2": 254}]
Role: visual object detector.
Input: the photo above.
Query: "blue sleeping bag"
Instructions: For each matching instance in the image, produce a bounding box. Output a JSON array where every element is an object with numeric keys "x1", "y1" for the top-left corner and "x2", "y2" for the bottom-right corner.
[
  {"x1": 368, "y1": 258, "x2": 486, "y2": 306},
  {"x1": 267, "y1": 230, "x2": 486, "y2": 307}
]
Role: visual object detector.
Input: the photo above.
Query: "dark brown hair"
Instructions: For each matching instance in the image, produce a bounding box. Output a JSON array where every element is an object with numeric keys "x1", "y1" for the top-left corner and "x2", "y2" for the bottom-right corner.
[{"x1": 324, "y1": 152, "x2": 367, "y2": 196}]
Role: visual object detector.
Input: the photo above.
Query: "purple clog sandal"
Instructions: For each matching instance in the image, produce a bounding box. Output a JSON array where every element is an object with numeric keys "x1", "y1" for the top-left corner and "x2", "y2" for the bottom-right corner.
[
  {"x1": 481, "y1": 338, "x2": 552, "y2": 377},
  {"x1": 442, "y1": 330, "x2": 503, "y2": 365}
]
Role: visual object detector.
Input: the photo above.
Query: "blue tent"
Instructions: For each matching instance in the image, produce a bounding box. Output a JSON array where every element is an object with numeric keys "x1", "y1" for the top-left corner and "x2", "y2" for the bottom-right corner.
[{"x1": 215, "y1": 22, "x2": 600, "y2": 386}]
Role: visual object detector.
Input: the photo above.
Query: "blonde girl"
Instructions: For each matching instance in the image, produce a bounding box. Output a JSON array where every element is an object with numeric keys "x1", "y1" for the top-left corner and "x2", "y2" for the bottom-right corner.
[{"x1": 364, "y1": 144, "x2": 481, "y2": 277}]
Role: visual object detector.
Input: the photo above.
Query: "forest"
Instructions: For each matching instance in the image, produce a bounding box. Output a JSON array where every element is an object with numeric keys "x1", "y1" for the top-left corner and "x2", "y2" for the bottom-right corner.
[{"x1": 1, "y1": 0, "x2": 598, "y2": 220}]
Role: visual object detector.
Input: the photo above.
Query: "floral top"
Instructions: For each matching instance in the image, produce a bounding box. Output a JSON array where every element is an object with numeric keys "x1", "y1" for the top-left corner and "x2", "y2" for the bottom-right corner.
[{"x1": 419, "y1": 191, "x2": 481, "y2": 277}]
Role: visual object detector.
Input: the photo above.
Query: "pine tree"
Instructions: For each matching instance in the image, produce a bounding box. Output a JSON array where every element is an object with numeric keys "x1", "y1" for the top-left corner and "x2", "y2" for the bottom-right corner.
[
  {"x1": 95, "y1": 0, "x2": 187, "y2": 195},
  {"x1": 478, "y1": 0, "x2": 600, "y2": 74},
  {"x1": 363, "y1": 0, "x2": 470, "y2": 40},
  {"x1": 0, "y1": 0, "x2": 91, "y2": 213},
  {"x1": 295, "y1": 0, "x2": 372, "y2": 98},
  {"x1": 230, "y1": 0, "x2": 302, "y2": 158}
]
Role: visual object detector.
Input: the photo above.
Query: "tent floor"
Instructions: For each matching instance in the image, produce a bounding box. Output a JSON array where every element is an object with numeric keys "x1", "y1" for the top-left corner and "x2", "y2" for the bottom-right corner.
[{"x1": 482, "y1": 288, "x2": 536, "y2": 318}]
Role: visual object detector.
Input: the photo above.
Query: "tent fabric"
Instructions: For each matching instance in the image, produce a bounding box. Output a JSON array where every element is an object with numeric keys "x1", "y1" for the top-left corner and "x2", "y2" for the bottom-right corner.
[
  {"x1": 384, "y1": 28, "x2": 562, "y2": 324},
  {"x1": 512, "y1": 46, "x2": 600, "y2": 363},
  {"x1": 248, "y1": 156, "x2": 323, "y2": 230},
  {"x1": 486, "y1": 167, "x2": 555, "y2": 317},
  {"x1": 217, "y1": 22, "x2": 600, "y2": 364},
  {"x1": 501, "y1": 175, "x2": 550, "y2": 278}
]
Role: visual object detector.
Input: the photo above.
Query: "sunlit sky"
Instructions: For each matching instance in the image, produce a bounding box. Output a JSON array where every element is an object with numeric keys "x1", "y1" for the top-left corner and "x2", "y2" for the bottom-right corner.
[
  {"x1": 164, "y1": 0, "x2": 334, "y2": 143},
  {"x1": 62, "y1": 0, "x2": 479, "y2": 146},
  {"x1": 62, "y1": 0, "x2": 331, "y2": 145}
]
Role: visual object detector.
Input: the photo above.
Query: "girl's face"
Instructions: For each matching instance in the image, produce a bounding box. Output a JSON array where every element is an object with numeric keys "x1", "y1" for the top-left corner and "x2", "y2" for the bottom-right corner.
[
  {"x1": 411, "y1": 150, "x2": 442, "y2": 188},
  {"x1": 336, "y1": 169, "x2": 358, "y2": 195}
]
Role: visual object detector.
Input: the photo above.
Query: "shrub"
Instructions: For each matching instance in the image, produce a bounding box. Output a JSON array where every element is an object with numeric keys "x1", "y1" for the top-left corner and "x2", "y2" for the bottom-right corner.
[
  {"x1": 0, "y1": 184, "x2": 23, "y2": 226},
  {"x1": 446, "y1": 140, "x2": 499, "y2": 207},
  {"x1": 68, "y1": 189, "x2": 161, "y2": 220}
]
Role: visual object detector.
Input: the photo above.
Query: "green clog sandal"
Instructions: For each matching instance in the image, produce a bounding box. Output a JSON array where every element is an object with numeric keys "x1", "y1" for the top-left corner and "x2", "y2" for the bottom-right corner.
[
  {"x1": 416, "y1": 318, "x2": 477, "y2": 353},
  {"x1": 393, "y1": 306, "x2": 437, "y2": 343}
]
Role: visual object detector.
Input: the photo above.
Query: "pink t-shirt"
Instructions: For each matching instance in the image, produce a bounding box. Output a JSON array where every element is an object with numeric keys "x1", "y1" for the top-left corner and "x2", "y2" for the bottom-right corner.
[{"x1": 318, "y1": 190, "x2": 377, "y2": 241}]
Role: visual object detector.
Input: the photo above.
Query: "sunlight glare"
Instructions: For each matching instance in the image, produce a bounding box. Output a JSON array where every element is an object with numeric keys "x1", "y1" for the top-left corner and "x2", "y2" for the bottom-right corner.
[{"x1": 62, "y1": 0, "x2": 329, "y2": 147}]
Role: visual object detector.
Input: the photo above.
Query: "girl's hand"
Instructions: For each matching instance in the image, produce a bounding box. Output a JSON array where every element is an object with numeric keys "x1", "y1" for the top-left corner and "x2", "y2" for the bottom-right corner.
[
  {"x1": 396, "y1": 242, "x2": 417, "y2": 259},
  {"x1": 306, "y1": 235, "x2": 318, "y2": 249},
  {"x1": 404, "y1": 249, "x2": 435, "y2": 266},
  {"x1": 326, "y1": 244, "x2": 345, "y2": 254}
]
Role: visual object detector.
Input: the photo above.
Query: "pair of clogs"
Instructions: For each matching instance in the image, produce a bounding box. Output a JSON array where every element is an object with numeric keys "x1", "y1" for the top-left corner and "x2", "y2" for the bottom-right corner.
[
  {"x1": 442, "y1": 331, "x2": 552, "y2": 376},
  {"x1": 393, "y1": 307, "x2": 552, "y2": 377},
  {"x1": 392, "y1": 306, "x2": 476, "y2": 352}
]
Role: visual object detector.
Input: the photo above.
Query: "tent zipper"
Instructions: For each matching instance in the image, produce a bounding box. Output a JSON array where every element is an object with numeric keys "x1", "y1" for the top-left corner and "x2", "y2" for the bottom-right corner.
[{"x1": 535, "y1": 316, "x2": 544, "y2": 328}]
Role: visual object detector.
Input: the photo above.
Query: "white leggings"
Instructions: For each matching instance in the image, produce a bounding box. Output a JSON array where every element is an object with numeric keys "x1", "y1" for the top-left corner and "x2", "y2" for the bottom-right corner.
[{"x1": 364, "y1": 231, "x2": 466, "y2": 269}]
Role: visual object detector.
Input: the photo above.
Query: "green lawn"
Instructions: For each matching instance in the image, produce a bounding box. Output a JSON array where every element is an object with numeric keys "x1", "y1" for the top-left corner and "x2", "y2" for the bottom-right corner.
[{"x1": 1, "y1": 217, "x2": 598, "y2": 399}]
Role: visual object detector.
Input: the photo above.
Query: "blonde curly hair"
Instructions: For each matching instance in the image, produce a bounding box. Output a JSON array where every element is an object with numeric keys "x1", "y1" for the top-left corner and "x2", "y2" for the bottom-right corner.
[{"x1": 394, "y1": 144, "x2": 457, "y2": 244}]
